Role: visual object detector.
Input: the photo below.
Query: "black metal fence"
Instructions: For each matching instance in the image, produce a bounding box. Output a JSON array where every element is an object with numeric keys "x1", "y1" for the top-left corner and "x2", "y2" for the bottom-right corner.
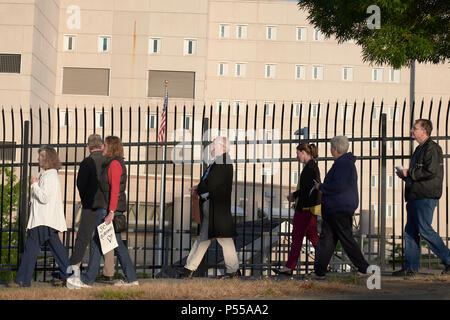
[{"x1": 0, "y1": 99, "x2": 449, "y2": 281}]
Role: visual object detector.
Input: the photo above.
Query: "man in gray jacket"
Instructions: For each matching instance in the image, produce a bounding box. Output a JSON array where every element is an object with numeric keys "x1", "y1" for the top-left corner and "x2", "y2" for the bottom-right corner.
[{"x1": 393, "y1": 119, "x2": 449, "y2": 276}]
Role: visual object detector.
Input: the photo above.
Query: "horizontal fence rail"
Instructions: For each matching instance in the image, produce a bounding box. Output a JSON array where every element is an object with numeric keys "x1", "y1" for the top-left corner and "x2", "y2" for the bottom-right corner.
[{"x1": 0, "y1": 99, "x2": 449, "y2": 281}]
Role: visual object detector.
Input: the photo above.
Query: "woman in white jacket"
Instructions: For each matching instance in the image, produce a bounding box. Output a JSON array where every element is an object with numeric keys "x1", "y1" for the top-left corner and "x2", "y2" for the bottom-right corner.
[{"x1": 9, "y1": 146, "x2": 71, "y2": 287}]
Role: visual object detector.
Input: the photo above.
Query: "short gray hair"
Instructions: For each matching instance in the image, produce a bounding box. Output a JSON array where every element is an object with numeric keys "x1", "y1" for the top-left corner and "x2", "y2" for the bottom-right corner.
[
  {"x1": 330, "y1": 136, "x2": 349, "y2": 154},
  {"x1": 87, "y1": 134, "x2": 103, "y2": 149}
]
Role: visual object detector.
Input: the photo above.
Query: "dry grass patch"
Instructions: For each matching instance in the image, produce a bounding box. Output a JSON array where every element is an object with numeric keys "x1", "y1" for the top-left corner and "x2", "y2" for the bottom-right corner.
[{"x1": 0, "y1": 274, "x2": 447, "y2": 300}]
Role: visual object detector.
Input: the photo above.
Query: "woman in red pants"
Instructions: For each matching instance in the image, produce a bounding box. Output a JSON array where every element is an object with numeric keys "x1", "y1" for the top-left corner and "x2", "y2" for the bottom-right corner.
[{"x1": 274, "y1": 143, "x2": 321, "y2": 275}]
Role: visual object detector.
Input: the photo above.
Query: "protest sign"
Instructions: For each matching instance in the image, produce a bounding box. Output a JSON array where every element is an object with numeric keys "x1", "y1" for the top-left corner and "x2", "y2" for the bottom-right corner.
[{"x1": 97, "y1": 222, "x2": 118, "y2": 254}]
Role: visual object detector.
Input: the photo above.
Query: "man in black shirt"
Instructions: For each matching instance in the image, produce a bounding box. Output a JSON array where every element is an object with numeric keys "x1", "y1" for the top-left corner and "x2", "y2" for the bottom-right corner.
[{"x1": 67, "y1": 134, "x2": 115, "y2": 284}]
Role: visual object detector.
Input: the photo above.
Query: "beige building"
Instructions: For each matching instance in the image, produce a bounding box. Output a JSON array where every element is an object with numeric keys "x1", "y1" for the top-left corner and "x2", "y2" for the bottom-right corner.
[{"x1": 1, "y1": 0, "x2": 449, "y2": 272}]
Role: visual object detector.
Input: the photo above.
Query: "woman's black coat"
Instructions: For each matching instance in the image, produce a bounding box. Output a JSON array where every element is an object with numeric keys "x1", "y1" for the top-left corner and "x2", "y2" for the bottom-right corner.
[{"x1": 196, "y1": 153, "x2": 235, "y2": 239}]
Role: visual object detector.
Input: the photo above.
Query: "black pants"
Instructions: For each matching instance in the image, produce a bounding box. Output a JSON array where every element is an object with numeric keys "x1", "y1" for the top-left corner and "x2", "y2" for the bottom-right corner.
[
  {"x1": 69, "y1": 208, "x2": 97, "y2": 265},
  {"x1": 314, "y1": 210, "x2": 369, "y2": 276}
]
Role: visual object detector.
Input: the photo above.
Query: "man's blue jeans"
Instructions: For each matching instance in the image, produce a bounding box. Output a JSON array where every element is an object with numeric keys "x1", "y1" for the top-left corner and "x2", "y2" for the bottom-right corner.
[
  {"x1": 81, "y1": 209, "x2": 137, "y2": 285},
  {"x1": 404, "y1": 199, "x2": 450, "y2": 271}
]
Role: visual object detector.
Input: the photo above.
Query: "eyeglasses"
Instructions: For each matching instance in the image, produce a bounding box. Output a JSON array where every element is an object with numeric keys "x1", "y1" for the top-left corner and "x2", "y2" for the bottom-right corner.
[{"x1": 411, "y1": 126, "x2": 424, "y2": 131}]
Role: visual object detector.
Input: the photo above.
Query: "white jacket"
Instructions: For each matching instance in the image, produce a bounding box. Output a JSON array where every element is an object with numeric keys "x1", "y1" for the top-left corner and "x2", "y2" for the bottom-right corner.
[{"x1": 27, "y1": 169, "x2": 67, "y2": 232}]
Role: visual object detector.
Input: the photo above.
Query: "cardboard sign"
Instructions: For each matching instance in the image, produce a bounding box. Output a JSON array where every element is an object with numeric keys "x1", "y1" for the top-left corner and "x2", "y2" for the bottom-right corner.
[{"x1": 97, "y1": 222, "x2": 118, "y2": 255}]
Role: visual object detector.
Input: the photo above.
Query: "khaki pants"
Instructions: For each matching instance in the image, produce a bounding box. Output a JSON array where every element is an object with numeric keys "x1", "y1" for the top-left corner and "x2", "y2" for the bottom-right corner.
[
  {"x1": 185, "y1": 200, "x2": 239, "y2": 273},
  {"x1": 102, "y1": 250, "x2": 115, "y2": 277}
]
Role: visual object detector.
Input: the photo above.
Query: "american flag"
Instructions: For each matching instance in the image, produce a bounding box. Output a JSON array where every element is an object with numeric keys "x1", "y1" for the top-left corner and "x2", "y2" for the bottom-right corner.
[{"x1": 158, "y1": 89, "x2": 168, "y2": 147}]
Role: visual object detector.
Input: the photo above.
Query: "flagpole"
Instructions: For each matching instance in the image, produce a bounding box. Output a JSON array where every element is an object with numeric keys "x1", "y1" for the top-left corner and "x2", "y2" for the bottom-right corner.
[{"x1": 158, "y1": 80, "x2": 168, "y2": 272}]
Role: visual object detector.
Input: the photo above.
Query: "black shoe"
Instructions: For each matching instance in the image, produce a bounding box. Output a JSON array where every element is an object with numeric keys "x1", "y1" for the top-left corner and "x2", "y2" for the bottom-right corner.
[
  {"x1": 175, "y1": 267, "x2": 194, "y2": 279},
  {"x1": 442, "y1": 265, "x2": 449, "y2": 275},
  {"x1": 392, "y1": 269, "x2": 416, "y2": 277},
  {"x1": 218, "y1": 270, "x2": 241, "y2": 279},
  {"x1": 96, "y1": 275, "x2": 115, "y2": 283},
  {"x1": 313, "y1": 272, "x2": 326, "y2": 281},
  {"x1": 273, "y1": 268, "x2": 293, "y2": 276}
]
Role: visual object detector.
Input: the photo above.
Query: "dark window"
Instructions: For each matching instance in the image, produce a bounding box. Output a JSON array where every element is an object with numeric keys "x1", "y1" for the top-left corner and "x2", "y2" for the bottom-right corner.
[
  {"x1": 0, "y1": 142, "x2": 16, "y2": 161},
  {"x1": 0, "y1": 54, "x2": 21, "y2": 73},
  {"x1": 62, "y1": 67, "x2": 110, "y2": 96},
  {"x1": 148, "y1": 70, "x2": 195, "y2": 99}
]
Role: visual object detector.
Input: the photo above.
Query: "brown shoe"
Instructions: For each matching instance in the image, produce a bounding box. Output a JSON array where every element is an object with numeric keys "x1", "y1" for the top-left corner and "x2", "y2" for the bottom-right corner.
[
  {"x1": 51, "y1": 278, "x2": 66, "y2": 287},
  {"x1": 7, "y1": 282, "x2": 20, "y2": 288}
]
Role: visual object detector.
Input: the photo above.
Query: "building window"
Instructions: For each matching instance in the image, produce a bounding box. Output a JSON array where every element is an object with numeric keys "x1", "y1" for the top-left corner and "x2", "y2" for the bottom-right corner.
[
  {"x1": 295, "y1": 65, "x2": 306, "y2": 80},
  {"x1": 293, "y1": 103, "x2": 304, "y2": 118},
  {"x1": 62, "y1": 67, "x2": 110, "y2": 96},
  {"x1": 265, "y1": 64, "x2": 276, "y2": 78},
  {"x1": 342, "y1": 67, "x2": 353, "y2": 81},
  {"x1": 388, "y1": 174, "x2": 394, "y2": 188},
  {"x1": 148, "y1": 70, "x2": 195, "y2": 99},
  {"x1": 266, "y1": 26, "x2": 277, "y2": 40},
  {"x1": 264, "y1": 102, "x2": 274, "y2": 116},
  {"x1": 59, "y1": 111, "x2": 71, "y2": 127},
  {"x1": 370, "y1": 204, "x2": 378, "y2": 215},
  {"x1": 183, "y1": 39, "x2": 197, "y2": 55},
  {"x1": 98, "y1": 36, "x2": 111, "y2": 52},
  {"x1": 388, "y1": 140, "x2": 400, "y2": 150},
  {"x1": 184, "y1": 115, "x2": 192, "y2": 130},
  {"x1": 371, "y1": 174, "x2": 378, "y2": 188},
  {"x1": 146, "y1": 114, "x2": 156, "y2": 129},
  {"x1": 218, "y1": 62, "x2": 229, "y2": 76},
  {"x1": 340, "y1": 104, "x2": 353, "y2": 120},
  {"x1": 313, "y1": 28, "x2": 324, "y2": 41},
  {"x1": 95, "y1": 111, "x2": 108, "y2": 128},
  {"x1": 236, "y1": 25, "x2": 248, "y2": 39},
  {"x1": 216, "y1": 101, "x2": 229, "y2": 114},
  {"x1": 389, "y1": 69, "x2": 400, "y2": 83},
  {"x1": 149, "y1": 38, "x2": 161, "y2": 54},
  {"x1": 372, "y1": 138, "x2": 379, "y2": 149},
  {"x1": 0, "y1": 54, "x2": 21, "y2": 73},
  {"x1": 219, "y1": 24, "x2": 231, "y2": 38},
  {"x1": 311, "y1": 103, "x2": 321, "y2": 118},
  {"x1": 63, "y1": 35, "x2": 76, "y2": 51},
  {"x1": 296, "y1": 27, "x2": 307, "y2": 41},
  {"x1": 372, "y1": 68, "x2": 383, "y2": 82},
  {"x1": 235, "y1": 63, "x2": 246, "y2": 77},
  {"x1": 388, "y1": 107, "x2": 400, "y2": 121},
  {"x1": 312, "y1": 66, "x2": 323, "y2": 80},
  {"x1": 387, "y1": 204, "x2": 394, "y2": 218},
  {"x1": 0, "y1": 142, "x2": 16, "y2": 161},
  {"x1": 233, "y1": 101, "x2": 246, "y2": 115},
  {"x1": 372, "y1": 106, "x2": 380, "y2": 120},
  {"x1": 292, "y1": 171, "x2": 299, "y2": 186}
]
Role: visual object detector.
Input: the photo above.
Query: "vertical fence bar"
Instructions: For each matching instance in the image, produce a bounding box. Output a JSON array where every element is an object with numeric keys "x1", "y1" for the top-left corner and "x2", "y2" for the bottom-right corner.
[
  {"x1": 18, "y1": 120, "x2": 29, "y2": 255},
  {"x1": 380, "y1": 113, "x2": 387, "y2": 270},
  {"x1": 445, "y1": 100, "x2": 450, "y2": 247}
]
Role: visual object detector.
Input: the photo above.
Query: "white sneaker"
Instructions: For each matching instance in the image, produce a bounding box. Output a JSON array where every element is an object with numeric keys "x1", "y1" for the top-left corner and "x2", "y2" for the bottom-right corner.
[
  {"x1": 66, "y1": 275, "x2": 92, "y2": 289},
  {"x1": 71, "y1": 265, "x2": 80, "y2": 278},
  {"x1": 66, "y1": 275, "x2": 82, "y2": 290},
  {"x1": 114, "y1": 280, "x2": 139, "y2": 287}
]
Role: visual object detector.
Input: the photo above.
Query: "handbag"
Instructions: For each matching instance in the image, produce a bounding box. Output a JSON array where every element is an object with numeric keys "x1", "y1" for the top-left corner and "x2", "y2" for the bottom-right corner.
[{"x1": 113, "y1": 213, "x2": 127, "y2": 233}]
